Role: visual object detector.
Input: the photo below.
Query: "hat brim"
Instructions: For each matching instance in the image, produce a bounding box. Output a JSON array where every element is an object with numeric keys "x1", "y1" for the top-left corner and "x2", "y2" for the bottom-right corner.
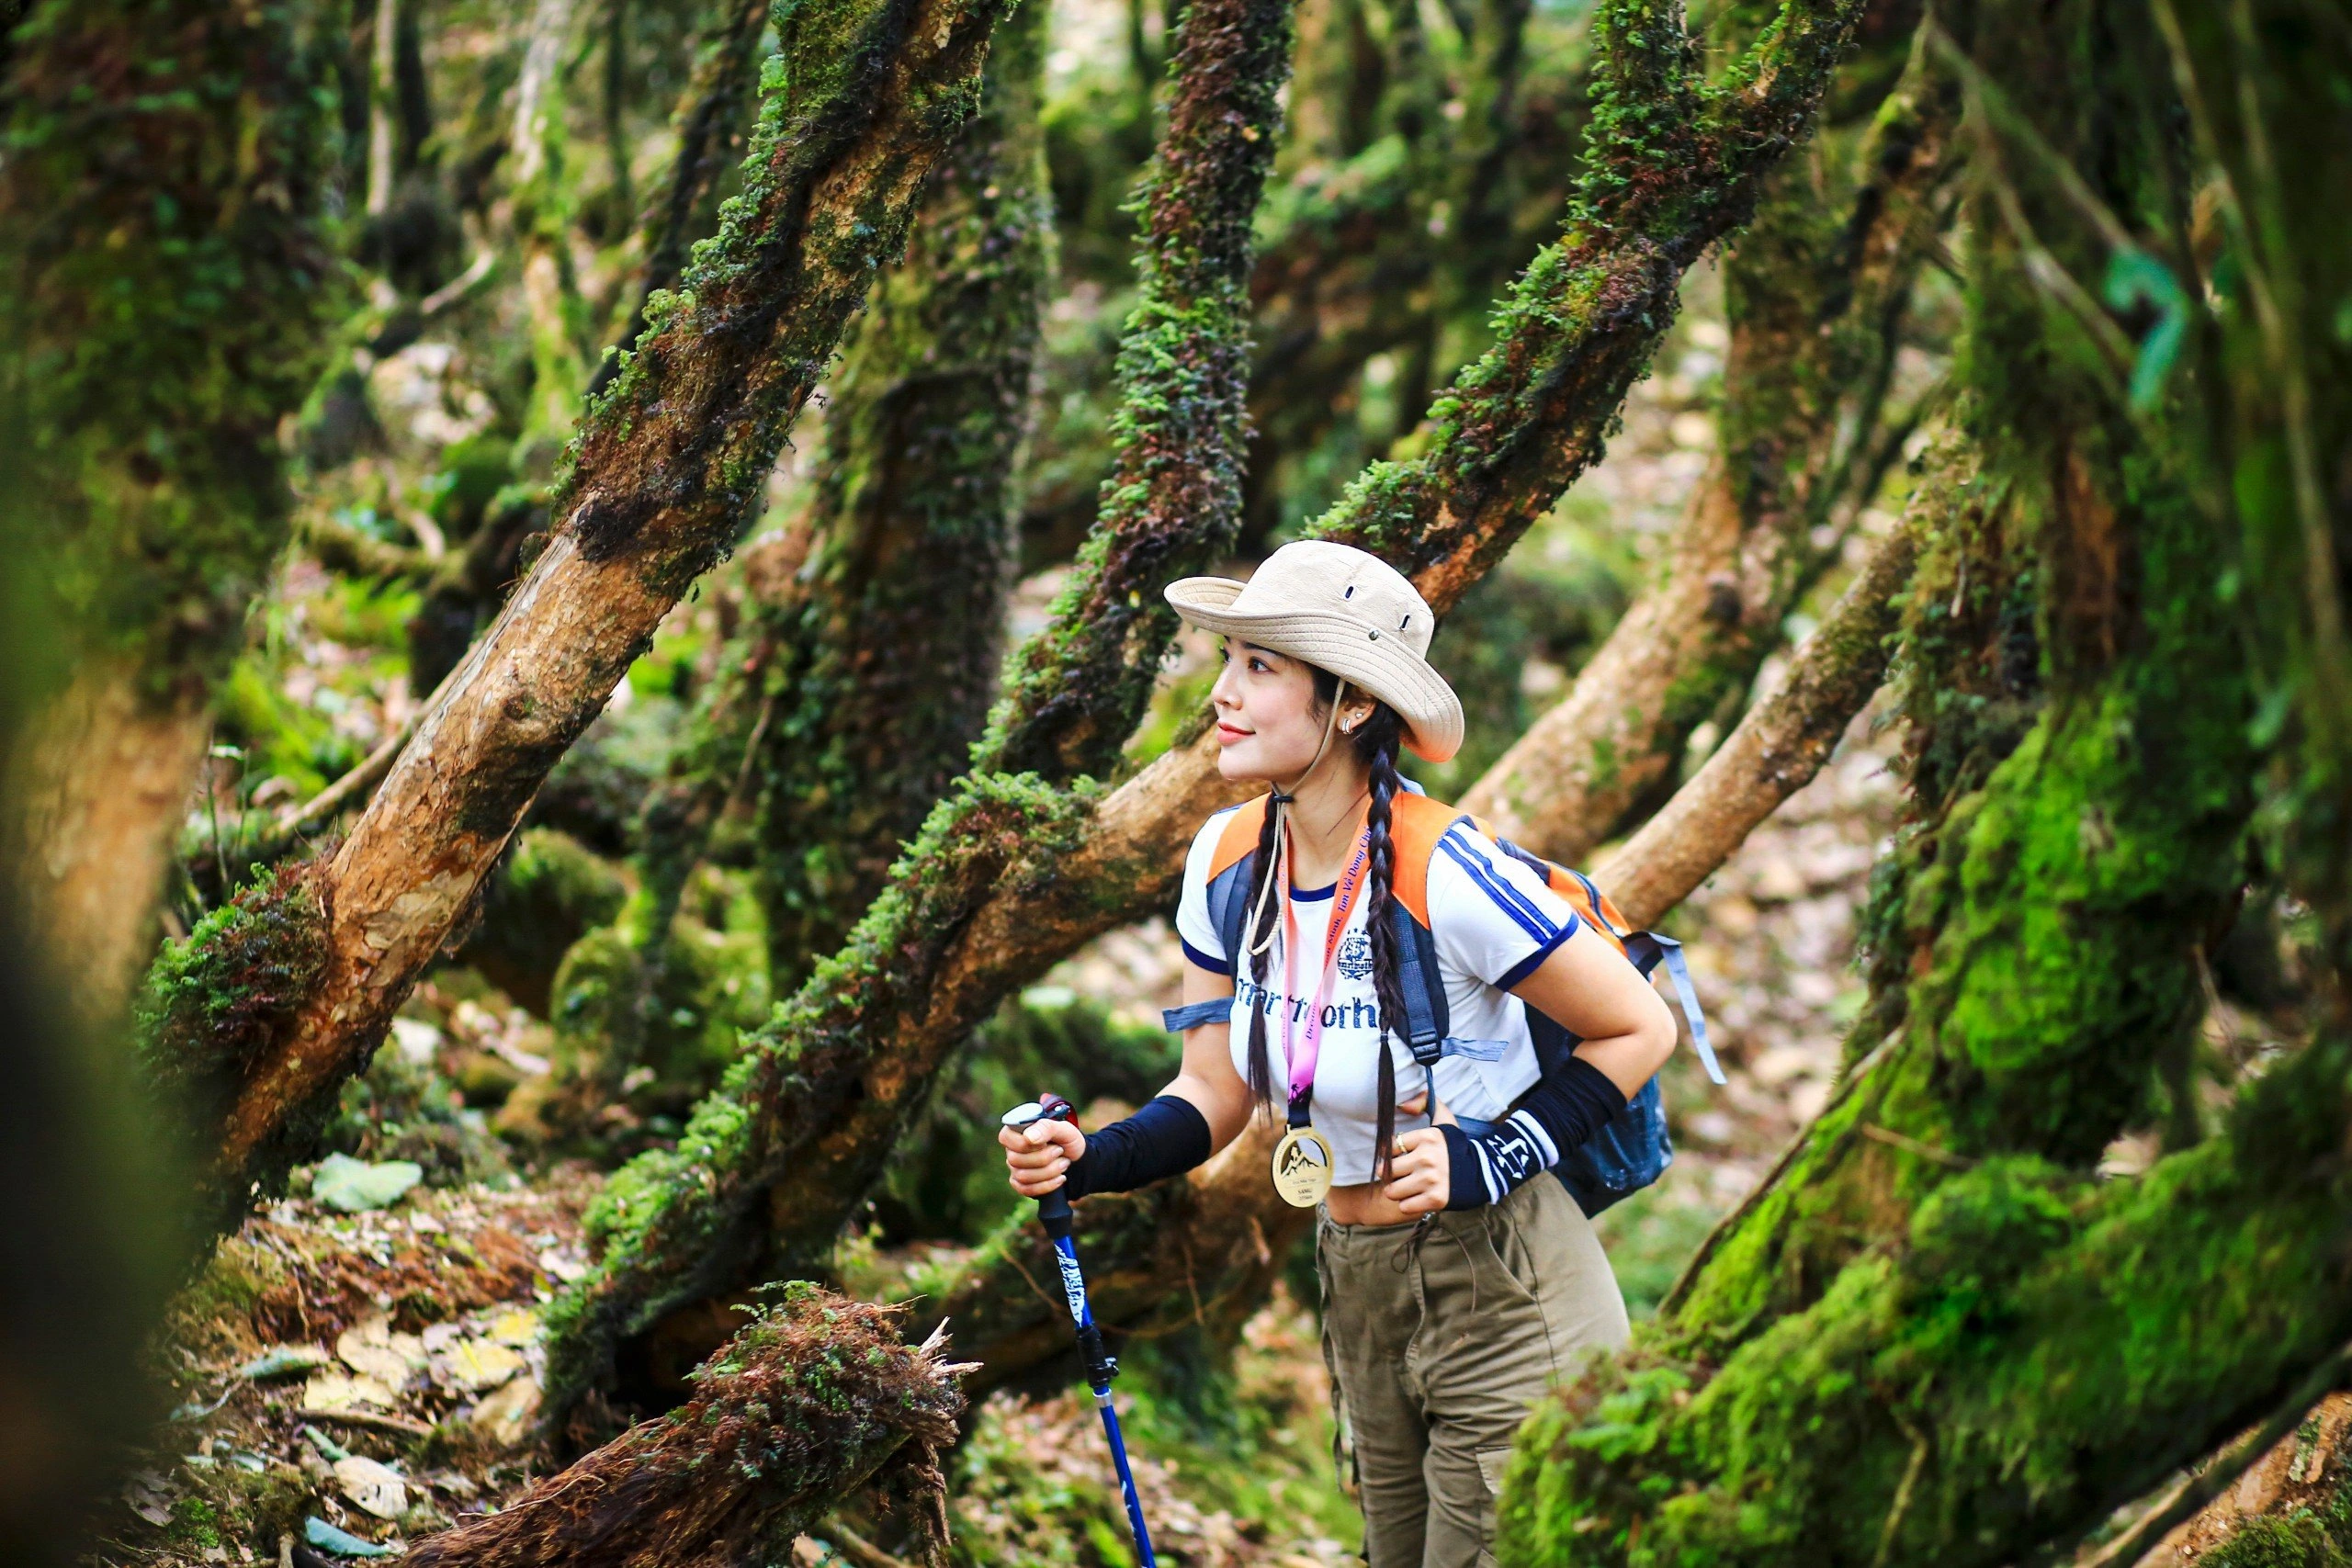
[{"x1": 1167, "y1": 576, "x2": 1465, "y2": 764}]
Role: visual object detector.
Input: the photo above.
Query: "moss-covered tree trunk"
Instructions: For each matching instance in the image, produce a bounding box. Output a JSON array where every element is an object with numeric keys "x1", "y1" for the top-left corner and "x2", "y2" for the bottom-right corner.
[
  {"x1": 544, "y1": 0, "x2": 1302, "y2": 1410},
  {"x1": 0, "y1": 0, "x2": 338, "y2": 1034},
  {"x1": 156, "y1": 0, "x2": 1018, "y2": 1232},
  {"x1": 0, "y1": 2, "x2": 335, "y2": 1549},
  {"x1": 1462, "y1": 24, "x2": 1956, "y2": 861},
  {"x1": 545, "y1": 0, "x2": 1054, "y2": 1119},
  {"x1": 1489, "y1": 1, "x2": 2352, "y2": 1560},
  {"x1": 541, "y1": 0, "x2": 1866, "y2": 1416}
]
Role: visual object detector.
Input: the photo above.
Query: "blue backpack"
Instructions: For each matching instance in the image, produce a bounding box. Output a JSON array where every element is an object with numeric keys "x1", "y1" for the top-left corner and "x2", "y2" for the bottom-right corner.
[{"x1": 1197, "y1": 789, "x2": 1723, "y2": 1216}]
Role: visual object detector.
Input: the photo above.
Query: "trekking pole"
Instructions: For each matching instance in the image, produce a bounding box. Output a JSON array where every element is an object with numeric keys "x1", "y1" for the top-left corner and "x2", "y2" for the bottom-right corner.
[{"x1": 1001, "y1": 1094, "x2": 1159, "y2": 1568}]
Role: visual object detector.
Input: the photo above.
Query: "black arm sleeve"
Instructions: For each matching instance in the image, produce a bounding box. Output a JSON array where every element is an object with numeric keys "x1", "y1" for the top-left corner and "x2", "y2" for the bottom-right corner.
[
  {"x1": 1062, "y1": 1095, "x2": 1215, "y2": 1201},
  {"x1": 1441, "y1": 1055, "x2": 1628, "y2": 1210}
]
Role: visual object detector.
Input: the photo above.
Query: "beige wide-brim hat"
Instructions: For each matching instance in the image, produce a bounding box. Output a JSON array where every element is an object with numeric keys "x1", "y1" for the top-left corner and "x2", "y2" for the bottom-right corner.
[{"x1": 1166, "y1": 539, "x2": 1464, "y2": 763}]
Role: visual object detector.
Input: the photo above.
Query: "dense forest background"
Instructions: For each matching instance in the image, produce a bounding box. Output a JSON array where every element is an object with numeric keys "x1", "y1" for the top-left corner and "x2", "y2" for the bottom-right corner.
[{"x1": 1, "y1": 0, "x2": 2347, "y2": 1562}]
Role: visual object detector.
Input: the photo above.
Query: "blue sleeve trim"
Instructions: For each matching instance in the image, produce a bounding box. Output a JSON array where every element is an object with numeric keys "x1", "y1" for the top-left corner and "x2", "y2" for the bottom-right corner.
[
  {"x1": 1496, "y1": 914, "x2": 1579, "y2": 990},
  {"x1": 1180, "y1": 937, "x2": 1232, "y2": 976},
  {"x1": 1161, "y1": 998, "x2": 1232, "y2": 1033},
  {"x1": 1435, "y1": 829, "x2": 1558, "y2": 945}
]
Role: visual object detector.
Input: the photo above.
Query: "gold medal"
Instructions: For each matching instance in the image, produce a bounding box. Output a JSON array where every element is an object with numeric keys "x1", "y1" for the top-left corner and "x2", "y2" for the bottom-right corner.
[{"x1": 1270, "y1": 1125, "x2": 1336, "y2": 1207}]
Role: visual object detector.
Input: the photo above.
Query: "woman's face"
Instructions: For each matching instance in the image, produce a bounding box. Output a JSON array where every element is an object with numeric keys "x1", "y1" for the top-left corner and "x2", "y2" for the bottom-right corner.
[{"x1": 1209, "y1": 640, "x2": 1364, "y2": 782}]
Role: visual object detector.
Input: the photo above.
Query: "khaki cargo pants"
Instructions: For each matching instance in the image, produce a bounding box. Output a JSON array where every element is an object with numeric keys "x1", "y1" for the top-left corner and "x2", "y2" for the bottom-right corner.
[{"x1": 1317, "y1": 1177, "x2": 1631, "y2": 1568}]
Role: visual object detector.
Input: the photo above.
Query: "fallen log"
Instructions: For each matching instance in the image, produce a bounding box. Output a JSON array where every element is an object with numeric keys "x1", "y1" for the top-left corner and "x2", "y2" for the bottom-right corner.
[{"x1": 407, "y1": 1289, "x2": 968, "y2": 1568}]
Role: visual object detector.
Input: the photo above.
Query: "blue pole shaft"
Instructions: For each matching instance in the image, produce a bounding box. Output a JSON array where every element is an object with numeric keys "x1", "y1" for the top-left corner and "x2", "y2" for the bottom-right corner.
[{"x1": 1048, "y1": 1233, "x2": 1158, "y2": 1568}]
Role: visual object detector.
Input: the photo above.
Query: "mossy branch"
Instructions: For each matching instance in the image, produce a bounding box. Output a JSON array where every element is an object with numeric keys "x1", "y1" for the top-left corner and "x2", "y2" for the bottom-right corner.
[
  {"x1": 1461, "y1": 21, "x2": 1961, "y2": 862},
  {"x1": 543, "y1": 0, "x2": 1301, "y2": 1415},
  {"x1": 1499, "y1": 1039, "x2": 2352, "y2": 1567}
]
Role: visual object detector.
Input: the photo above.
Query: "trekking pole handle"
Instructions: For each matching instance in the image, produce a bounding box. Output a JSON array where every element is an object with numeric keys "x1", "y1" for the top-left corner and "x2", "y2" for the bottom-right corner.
[{"x1": 1001, "y1": 1094, "x2": 1078, "y2": 1237}]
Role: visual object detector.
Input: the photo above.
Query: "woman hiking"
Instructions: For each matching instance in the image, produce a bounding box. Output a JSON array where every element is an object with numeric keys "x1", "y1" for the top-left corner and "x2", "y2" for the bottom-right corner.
[{"x1": 1001, "y1": 539, "x2": 1678, "y2": 1568}]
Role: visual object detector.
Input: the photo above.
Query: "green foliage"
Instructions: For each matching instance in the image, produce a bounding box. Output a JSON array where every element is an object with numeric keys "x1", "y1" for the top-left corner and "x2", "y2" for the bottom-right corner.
[
  {"x1": 321, "y1": 1033, "x2": 514, "y2": 1191},
  {"x1": 2208, "y1": 1514, "x2": 2349, "y2": 1568},
  {"x1": 461, "y1": 827, "x2": 628, "y2": 1014}
]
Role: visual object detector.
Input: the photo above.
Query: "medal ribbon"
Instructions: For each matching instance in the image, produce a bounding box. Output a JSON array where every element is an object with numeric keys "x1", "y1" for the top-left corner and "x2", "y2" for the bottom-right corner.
[{"x1": 1278, "y1": 828, "x2": 1374, "y2": 1129}]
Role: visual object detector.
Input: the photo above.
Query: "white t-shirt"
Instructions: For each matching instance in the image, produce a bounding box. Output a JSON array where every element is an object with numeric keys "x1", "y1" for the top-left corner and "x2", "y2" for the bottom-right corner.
[{"x1": 1174, "y1": 806, "x2": 1583, "y2": 1184}]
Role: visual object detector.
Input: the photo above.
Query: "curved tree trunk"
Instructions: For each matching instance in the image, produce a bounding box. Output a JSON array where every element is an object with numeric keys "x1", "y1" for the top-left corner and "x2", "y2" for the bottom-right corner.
[
  {"x1": 0, "y1": 0, "x2": 335, "y2": 1552},
  {"x1": 1461, "y1": 28, "x2": 1958, "y2": 862},
  {"x1": 156, "y1": 0, "x2": 1019, "y2": 1234},
  {"x1": 0, "y1": 0, "x2": 337, "y2": 1034},
  {"x1": 541, "y1": 0, "x2": 1867, "y2": 1417}
]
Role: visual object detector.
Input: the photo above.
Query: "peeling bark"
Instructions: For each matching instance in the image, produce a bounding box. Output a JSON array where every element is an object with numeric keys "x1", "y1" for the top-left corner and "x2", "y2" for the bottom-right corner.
[
  {"x1": 195, "y1": 0, "x2": 1018, "y2": 1226},
  {"x1": 541, "y1": 0, "x2": 1868, "y2": 1416},
  {"x1": 1462, "y1": 28, "x2": 1959, "y2": 863}
]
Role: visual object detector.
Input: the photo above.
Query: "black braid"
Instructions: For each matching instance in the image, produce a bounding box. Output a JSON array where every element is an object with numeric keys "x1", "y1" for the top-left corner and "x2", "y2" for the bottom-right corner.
[
  {"x1": 1241, "y1": 783, "x2": 1283, "y2": 1113},
  {"x1": 1240, "y1": 668, "x2": 1412, "y2": 1168},
  {"x1": 1355, "y1": 710, "x2": 1410, "y2": 1180}
]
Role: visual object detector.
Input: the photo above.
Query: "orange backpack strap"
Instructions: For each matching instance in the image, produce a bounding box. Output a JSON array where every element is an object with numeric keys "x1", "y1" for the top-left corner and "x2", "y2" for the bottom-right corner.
[
  {"x1": 1207, "y1": 795, "x2": 1270, "y2": 882},
  {"x1": 1382, "y1": 790, "x2": 1462, "y2": 930}
]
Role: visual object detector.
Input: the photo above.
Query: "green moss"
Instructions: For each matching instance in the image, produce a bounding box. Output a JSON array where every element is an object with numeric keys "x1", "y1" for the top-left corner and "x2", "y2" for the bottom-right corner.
[
  {"x1": 978, "y1": 0, "x2": 1296, "y2": 781},
  {"x1": 2208, "y1": 1515, "x2": 2349, "y2": 1568},
  {"x1": 1504, "y1": 1039, "x2": 2352, "y2": 1568},
  {"x1": 136, "y1": 863, "x2": 330, "y2": 1172}
]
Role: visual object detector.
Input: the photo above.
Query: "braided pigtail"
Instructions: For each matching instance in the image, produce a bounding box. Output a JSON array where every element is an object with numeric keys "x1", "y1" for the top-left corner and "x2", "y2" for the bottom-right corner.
[
  {"x1": 1240, "y1": 790, "x2": 1283, "y2": 1112},
  {"x1": 1355, "y1": 709, "x2": 1411, "y2": 1179}
]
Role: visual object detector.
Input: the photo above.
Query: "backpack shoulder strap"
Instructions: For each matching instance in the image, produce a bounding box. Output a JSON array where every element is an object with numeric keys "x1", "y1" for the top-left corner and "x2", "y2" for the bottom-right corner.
[
  {"x1": 1384, "y1": 790, "x2": 1461, "y2": 930},
  {"x1": 1379, "y1": 791, "x2": 1460, "y2": 1066},
  {"x1": 1204, "y1": 797, "x2": 1269, "y2": 973},
  {"x1": 1208, "y1": 795, "x2": 1267, "y2": 881}
]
